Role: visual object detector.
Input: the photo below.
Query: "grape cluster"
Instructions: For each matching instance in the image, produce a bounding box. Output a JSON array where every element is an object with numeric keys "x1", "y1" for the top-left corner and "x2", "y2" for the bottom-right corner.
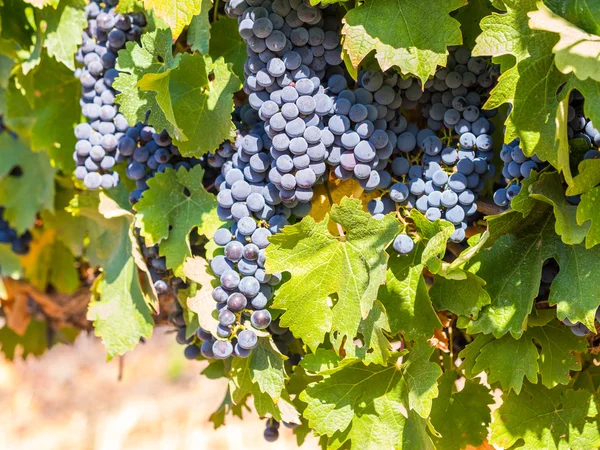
[
  {"x1": 568, "y1": 90, "x2": 600, "y2": 150},
  {"x1": 227, "y1": 0, "x2": 346, "y2": 206},
  {"x1": 323, "y1": 71, "x2": 402, "y2": 190},
  {"x1": 122, "y1": 123, "x2": 200, "y2": 205},
  {"x1": 0, "y1": 207, "x2": 32, "y2": 255},
  {"x1": 73, "y1": 0, "x2": 146, "y2": 190},
  {"x1": 493, "y1": 139, "x2": 544, "y2": 206}
]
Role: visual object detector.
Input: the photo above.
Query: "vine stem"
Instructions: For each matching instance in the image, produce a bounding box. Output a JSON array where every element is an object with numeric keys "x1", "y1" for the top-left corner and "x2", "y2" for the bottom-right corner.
[{"x1": 213, "y1": 0, "x2": 219, "y2": 22}]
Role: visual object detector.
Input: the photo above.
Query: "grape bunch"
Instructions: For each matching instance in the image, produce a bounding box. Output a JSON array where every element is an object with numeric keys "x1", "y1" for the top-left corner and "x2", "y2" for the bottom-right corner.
[
  {"x1": 73, "y1": 0, "x2": 146, "y2": 190},
  {"x1": 123, "y1": 123, "x2": 201, "y2": 205},
  {"x1": 0, "y1": 207, "x2": 32, "y2": 255},
  {"x1": 493, "y1": 139, "x2": 544, "y2": 206},
  {"x1": 227, "y1": 0, "x2": 346, "y2": 206},
  {"x1": 568, "y1": 90, "x2": 600, "y2": 150}
]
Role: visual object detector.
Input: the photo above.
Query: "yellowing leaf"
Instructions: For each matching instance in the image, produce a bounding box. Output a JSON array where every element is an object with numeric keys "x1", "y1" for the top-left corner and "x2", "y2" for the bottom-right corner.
[{"x1": 143, "y1": 0, "x2": 202, "y2": 39}]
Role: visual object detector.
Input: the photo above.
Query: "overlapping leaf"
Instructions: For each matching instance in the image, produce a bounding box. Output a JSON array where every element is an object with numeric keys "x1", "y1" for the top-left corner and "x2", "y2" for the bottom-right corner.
[
  {"x1": 133, "y1": 165, "x2": 223, "y2": 277},
  {"x1": 463, "y1": 195, "x2": 600, "y2": 336},
  {"x1": 341, "y1": 0, "x2": 465, "y2": 84},
  {"x1": 491, "y1": 382, "x2": 600, "y2": 449},
  {"x1": 461, "y1": 320, "x2": 586, "y2": 393},
  {"x1": 70, "y1": 191, "x2": 156, "y2": 359},
  {"x1": 429, "y1": 372, "x2": 494, "y2": 450},
  {"x1": 266, "y1": 197, "x2": 399, "y2": 352},
  {"x1": 0, "y1": 133, "x2": 55, "y2": 233},
  {"x1": 144, "y1": 0, "x2": 202, "y2": 39},
  {"x1": 300, "y1": 340, "x2": 441, "y2": 448}
]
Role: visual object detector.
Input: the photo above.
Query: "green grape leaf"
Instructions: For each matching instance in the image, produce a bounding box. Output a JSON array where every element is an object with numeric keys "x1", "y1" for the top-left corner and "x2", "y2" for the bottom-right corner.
[
  {"x1": 464, "y1": 199, "x2": 600, "y2": 337},
  {"x1": 137, "y1": 52, "x2": 239, "y2": 156},
  {"x1": 300, "y1": 348, "x2": 342, "y2": 373},
  {"x1": 491, "y1": 382, "x2": 600, "y2": 450},
  {"x1": 544, "y1": 0, "x2": 600, "y2": 36},
  {"x1": 114, "y1": 28, "x2": 182, "y2": 137},
  {"x1": 187, "y1": 0, "x2": 211, "y2": 54},
  {"x1": 577, "y1": 186, "x2": 600, "y2": 248},
  {"x1": 461, "y1": 332, "x2": 539, "y2": 394},
  {"x1": 461, "y1": 321, "x2": 587, "y2": 393},
  {"x1": 300, "y1": 340, "x2": 440, "y2": 446},
  {"x1": 266, "y1": 197, "x2": 399, "y2": 351},
  {"x1": 208, "y1": 18, "x2": 247, "y2": 82},
  {"x1": 230, "y1": 337, "x2": 286, "y2": 403},
  {"x1": 71, "y1": 191, "x2": 155, "y2": 359},
  {"x1": 378, "y1": 212, "x2": 450, "y2": 340},
  {"x1": 0, "y1": 319, "x2": 48, "y2": 361},
  {"x1": 430, "y1": 271, "x2": 491, "y2": 319},
  {"x1": 20, "y1": 229, "x2": 79, "y2": 294},
  {"x1": 379, "y1": 250, "x2": 441, "y2": 340},
  {"x1": 5, "y1": 54, "x2": 80, "y2": 171},
  {"x1": 529, "y1": 2, "x2": 600, "y2": 82},
  {"x1": 528, "y1": 171, "x2": 589, "y2": 245},
  {"x1": 143, "y1": 0, "x2": 202, "y2": 39},
  {"x1": 454, "y1": 0, "x2": 493, "y2": 49},
  {"x1": 209, "y1": 388, "x2": 249, "y2": 429},
  {"x1": 0, "y1": 133, "x2": 55, "y2": 233},
  {"x1": 41, "y1": 0, "x2": 88, "y2": 70},
  {"x1": 0, "y1": 244, "x2": 22, "y2": 278},
  {"x1": 133, "y1": 166, "x2": 223, "y2": 277},
  {"x1": 341, "y1": 0, "x2": 466, "y2": 85},
  {"x1": 429, "y1": 372, "x2": 494, "y2": 450},
  {"x1": 330, "y1": 300, "x2": 391, "y2": 365}
]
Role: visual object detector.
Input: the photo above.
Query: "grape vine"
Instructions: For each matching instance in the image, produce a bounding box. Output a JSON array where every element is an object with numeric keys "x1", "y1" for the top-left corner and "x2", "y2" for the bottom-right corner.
[{"x1": 2, "y1": 0, "x2": 600, "y2": 449}]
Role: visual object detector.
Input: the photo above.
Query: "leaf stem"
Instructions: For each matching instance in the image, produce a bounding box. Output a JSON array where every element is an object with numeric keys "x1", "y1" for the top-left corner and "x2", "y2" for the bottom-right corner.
[
  {"x1": 323, "y1": 178, "x2": 335, "y2": 206},
  {"x1": 213, "y1": 0, "x2": 219, "y2": 22}
]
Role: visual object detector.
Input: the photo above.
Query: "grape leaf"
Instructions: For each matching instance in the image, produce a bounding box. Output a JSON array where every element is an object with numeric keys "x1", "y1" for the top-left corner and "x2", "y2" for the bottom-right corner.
[
  {"x1": 461, "y1": 321, "x2": 587, "y2": 393},
  {"x1": 133, "y1": 165, "x2": 223, "y2": 277},
  {"x1": 20, "y1": 229, "x2": 79, "y2": 294},
  {"x1": 544, "y1": 0, "x2": 600, "y2": 36},
  {"x1": 577, "y1": 186, "x2": 600, "y2": 248},
  {"x1": 464, "y1": 199, "x2": 600, "y2": 336},
  {"x1": 0, "y1": 0, "x2": 34, "y2": 51},
  {"x1": 266, "y1": 197, "x2": 399, "y2": 351},
  {"x1": 300, "y1": 340, "x2": 441, "y2": 446},
  {"x1": 183, "y1": 256, "x2": 220, "y2": 337},
  {"x1": 0, "y1": 133, "x2": 55, "y2": 233},
  {"x1": 230, "y1": 337, "x2": 286, "y2": 402},
  {"x1": 137, "y1": 52, "x2": 239, "y2": 156},
  {"x1": 528, "y1": 172, "x2": 589, "y2": 245},
  {"x1": 187, "y1": 0, "x2": 211, "y2": 54},
  {"x1": 341, "y1": 0, "x2": 465, "y2": 85},
  {"x1": 0, "y1": 244, "x2": 22, "y2": 278},
  {"x1": 114, "y1": 28, "x2": 182, "y2": 137},
  {"x1": 491, "y1": 382, "x2": 600, "y2": 450},
  {"x1": 329, "y1": 300, "x2": 391, "y2": 365},
  {"x1": 70, "y1": 191, "x2": 155, "y2": 359},
  {"x1": 430, "y1": 271, "x2": 491, "y2": 319},
  {"x1": 454, "y1": 0, "x2": 493, "y2": 49},
  {"x1": 300, "y1": 348, "x2": 342, "y2": 373},
  {"x1": 143, "y1": 0, "x2": 202, "y2": 39},
  {"x1": 429, "y1": 372, "x2": 494, "y2": 450},
  {"x1": 529, "y1": 2, "x2": 600, "y2": 82},
  {"x1": 378, "y1": 211, "x2": 451, "y2": 340},
  {"x1": 0, "y1": 319, "x2": 47, "y2": 360},
  {"x1": 6, "y1": 54, "x2": 80, "y2": 170},
  {"x1": 208, "y1": 18, "x2": 247, "y2": 82},
  {"x1": 209, "y1": 388, "x2": 248, "y2": 429},
  {"x1": 41, "y1": 0, "x2": 88, "y2": 70}
]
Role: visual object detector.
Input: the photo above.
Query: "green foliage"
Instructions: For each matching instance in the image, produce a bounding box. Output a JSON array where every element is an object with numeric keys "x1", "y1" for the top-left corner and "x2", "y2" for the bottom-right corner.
[
  {"x1": 491, "y1": 382, "x2": 600, "y2": 449},
  {"x1": 341, "y1": 0, "x2": 465, "y2": 84},
  {"x1": 266, "y1": 197, "x2": 398, "y2": 352},
  {"x1": 2, "y1": 1, "x2": 600, "y2": 448},
  {"x1": 133, "y1": 165, "x2": 223, "y2": 276}
]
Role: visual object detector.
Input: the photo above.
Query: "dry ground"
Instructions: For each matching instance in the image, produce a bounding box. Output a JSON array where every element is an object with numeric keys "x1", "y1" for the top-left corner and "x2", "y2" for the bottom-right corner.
[{"x1": 0, "y1": 326, "x2": 318, "y2": 450}]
